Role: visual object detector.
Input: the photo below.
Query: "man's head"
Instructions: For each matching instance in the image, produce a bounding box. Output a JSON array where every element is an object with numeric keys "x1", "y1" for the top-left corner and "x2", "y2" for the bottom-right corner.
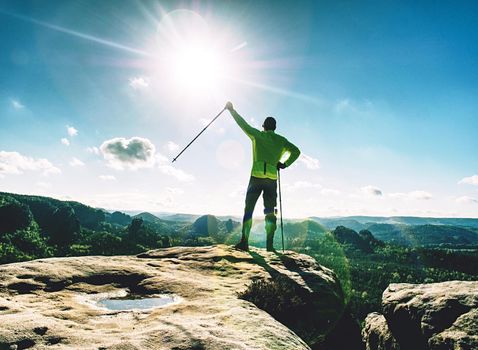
[{"x1": 262, "y1": 117, "x2": 276, "y2": 131}]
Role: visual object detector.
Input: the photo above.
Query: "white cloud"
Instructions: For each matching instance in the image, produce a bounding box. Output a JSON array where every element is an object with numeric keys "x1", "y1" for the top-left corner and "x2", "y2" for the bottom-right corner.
[
  {"x1": 61, "y1": 138, "x2": 70, "y2": 146},
  {"x1": 99, "y1": 175, "x2": 116, "y2": 181},
  {"x1": 156, "y1": 153, "x2": 169, "y2": 164},
  {"x1": 67, "y1": 126, "x2": 78, "y2": 137},
  {"x1": 86, "y1": 146, "x2": 100, "y2": 155},
  {"x1": 456, "y1": 196, "x2": 478, "y2": 204},
  {"x1": 11, "y1": 98, "x2": 25, "y2": 110},
  {"x1": 361, "y1": 185, "x2": 383, "y2": 197},
  {"x1": 285, "y1": 181, "x2": 322, "y2": 193},
  {"x1": 408, "y1": 190, "x2": 433, "y2": 200},
  {"x1": 164, "y1": 141, "x2": 180, "y2": 154},
  {"x1": 69, "y1": 157, "x2": 85, "y2": 167},
  {"x1": 166, "y1": 187, "x2": 184, "y2": 195},
  {"x1": 389, "y1": 190, "x2": 433, "y2": 200},
  {"x1": 458, "y1": 175, "x2": 478, "y2": 186},
  {"x1": 298, "y1": 154, "x2": 320, "y2": 170},
  {"x1": 321, "y1": 188, "x2": 341, "y2": 196},
  {"x1": 0, "y1": 151, "x2": 61, "y2": 176},
  {"x1": 100, "y1": 137, "x2": 156, "y2": 170},
  {"x1": 129, "y1": 76, "x2": 149, "y2": 90},
  {"x1": 158, "y1": 165, "x2": 195, "y2": 182}
]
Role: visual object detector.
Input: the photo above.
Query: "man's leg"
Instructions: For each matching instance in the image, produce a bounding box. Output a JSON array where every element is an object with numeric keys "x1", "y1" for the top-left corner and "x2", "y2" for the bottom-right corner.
[
  {"x1": 236, "y1": 177, "x2": 261, "y2": 251},
  {"x1": 263, "y1": 178, "x2": 278, "y2": 251}
]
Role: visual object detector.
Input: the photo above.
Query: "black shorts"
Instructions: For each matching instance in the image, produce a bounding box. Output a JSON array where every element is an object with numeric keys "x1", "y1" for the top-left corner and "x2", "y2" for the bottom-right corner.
[{"x1": 244, "y1": 176, "x2": 277, "y2": 218}]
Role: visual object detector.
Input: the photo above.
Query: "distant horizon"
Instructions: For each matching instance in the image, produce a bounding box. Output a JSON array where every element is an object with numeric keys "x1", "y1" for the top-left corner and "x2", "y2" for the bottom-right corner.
[{"x1": 7, "y1": 189, "x2": 478, "y2": 220}]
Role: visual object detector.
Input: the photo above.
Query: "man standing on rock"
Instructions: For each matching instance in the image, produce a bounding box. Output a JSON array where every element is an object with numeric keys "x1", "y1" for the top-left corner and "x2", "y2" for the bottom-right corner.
[{"x1": 225, "y1": 101, "x2": 300, "y2": 251}]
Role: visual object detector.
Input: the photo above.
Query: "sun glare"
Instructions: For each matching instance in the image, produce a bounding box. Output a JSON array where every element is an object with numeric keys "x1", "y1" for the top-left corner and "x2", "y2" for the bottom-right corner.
[
  {"x1": 171, "y1": 43, "x2": 226, "y2": 91},
  {"x1": 154, "y1": 9, "x2": 234, "y2": 96}
]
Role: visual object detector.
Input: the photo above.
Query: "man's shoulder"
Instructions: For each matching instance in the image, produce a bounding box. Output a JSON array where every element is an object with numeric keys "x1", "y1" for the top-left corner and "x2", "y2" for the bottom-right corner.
[{"x1": 271, "y1": 132, "x2": 289, "y2": 142}]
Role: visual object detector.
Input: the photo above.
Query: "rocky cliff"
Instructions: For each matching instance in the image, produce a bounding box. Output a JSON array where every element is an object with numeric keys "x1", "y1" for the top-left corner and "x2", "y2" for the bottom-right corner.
[
  {"x1": 362, "y1": 281, "x2": 478, "y2": 350},
  {"x1": 0, "y1": 245, "x2": 345, "y2": 350}
]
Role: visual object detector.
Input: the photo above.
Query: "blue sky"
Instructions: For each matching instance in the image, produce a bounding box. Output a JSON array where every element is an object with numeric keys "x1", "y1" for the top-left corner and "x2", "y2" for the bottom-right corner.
[{"x1": 1, "y1": 0, "x2": 477, "y2": 217}]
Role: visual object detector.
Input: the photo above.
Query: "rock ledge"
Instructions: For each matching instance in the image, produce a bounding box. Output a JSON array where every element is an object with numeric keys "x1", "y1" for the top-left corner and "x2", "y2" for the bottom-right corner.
[{"x1": 0, "y1": 245, "x2": 344, "y2": 349}]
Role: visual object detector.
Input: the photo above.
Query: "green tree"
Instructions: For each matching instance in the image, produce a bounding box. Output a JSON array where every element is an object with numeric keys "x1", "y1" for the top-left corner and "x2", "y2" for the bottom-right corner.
[{"x1": 0, "y1": 197, "x2": 32, "y2": 233}]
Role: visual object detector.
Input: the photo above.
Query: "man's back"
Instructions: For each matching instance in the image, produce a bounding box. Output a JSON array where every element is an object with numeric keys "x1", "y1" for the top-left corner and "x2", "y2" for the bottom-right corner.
[{"x1": 229, "y1": 109, "x2": 300, "y2": 179}]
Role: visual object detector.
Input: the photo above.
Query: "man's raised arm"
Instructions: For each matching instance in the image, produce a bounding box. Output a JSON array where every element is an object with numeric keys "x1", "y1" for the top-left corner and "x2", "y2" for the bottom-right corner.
[{"x1": 225, "y1": 101, "x2": 259, "y2": 139}]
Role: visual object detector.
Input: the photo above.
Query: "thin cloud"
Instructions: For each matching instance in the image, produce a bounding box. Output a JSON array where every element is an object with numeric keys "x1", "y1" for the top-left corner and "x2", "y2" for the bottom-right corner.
[
  {"x1": 230, "y1": 41, "x2": 247, "y2": 52},
  {"x1": 155, "y1": 152, "x2": 195, "y2": 182},
  {"x1": 458, "y1": 175, "x2": 478, "y2": 186},
  {"x1": 334, "y1": 98, "x2": 373, "y2": 115},
  {"x1": 99, "y1": 175, "x2": 116, "y2": 181},
  {"x1": 86, "y1": 146, "x2": 100, "y2": 155},
  {"x1": 285, "y1": 181, "x2": 322, "y2": 193},
  {"x1": 389, "y1": 190, "x2": 433, "y2": 200},
  {"x1": 11, "y1": 98, "x2": 24, "y2": 110},
  {"x1": 166, "y1": 187, "x2": 184, "y2": 195},
  {"x1": 158, "y1": 165, "x2": 195, "y2": 182},
  {"x1": 61, "y1": 138, "x2": 70, "y2": 146},
  {"x1": 69, "y1": 157, "x2": 85, "y2": 167},
  {"x1": 361, "y1": 185, "x2": 383, "y2": 197},
  {"x1": 321, "y1": 188, "x2": 341, "y2": 196},
  {"x1": 100, "y1": 137, "x2": 156, "y2": 170},
  {"x1": 164, "y1": 141, "x2": 180, "y2": 154},
  {"x1": 298, "y1": 154, "x2": 320, "y2": 170},
  {"x1": 0, "y1": 151, "x2": 61, "y2": 176},
  {"x1": 129, "y1": 76, "x2": 149, "y2": 90},
  {"x1": 456, "y1": 196, "x2": 478, "y2": 204},
  {"x1": 67, "y1": 126, "x2": 78, "y2": 137}
]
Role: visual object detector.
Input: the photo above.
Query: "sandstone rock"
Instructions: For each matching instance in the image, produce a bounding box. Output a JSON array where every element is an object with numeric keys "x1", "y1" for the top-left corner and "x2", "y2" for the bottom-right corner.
[
  {"x1": 362, "y1": 312, "x2": 399, "y2": 350},
  {"x1": 0, "y1": 245, "x2": 344, "y2": 349},
  {"x1": 362, "y1": 281, "x2": 478, "y2": 350}
]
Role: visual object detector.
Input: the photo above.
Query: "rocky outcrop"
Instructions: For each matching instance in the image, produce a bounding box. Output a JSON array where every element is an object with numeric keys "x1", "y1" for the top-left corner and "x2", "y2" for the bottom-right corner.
[
  {"x1": 362, "y1": 313, "x2": 400, "y2": 350},
  {"x1": 362, "y1": 281, "x2": 478, "y2": 350},
  {"x1": 0, "y1": 245, "x2": 344, "y2": 349}
]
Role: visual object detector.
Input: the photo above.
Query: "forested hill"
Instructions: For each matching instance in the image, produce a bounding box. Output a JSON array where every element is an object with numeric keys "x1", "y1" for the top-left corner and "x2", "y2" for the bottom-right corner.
[
  {"x1": 311, "y1": 216, "x2": 478, "y2": 229},
  {"x1": 0, "y1": 191, "x2": 242, "y2": 264},
  {"x1": 311, "y1": 217, "x2": 478, "y2": 247}
]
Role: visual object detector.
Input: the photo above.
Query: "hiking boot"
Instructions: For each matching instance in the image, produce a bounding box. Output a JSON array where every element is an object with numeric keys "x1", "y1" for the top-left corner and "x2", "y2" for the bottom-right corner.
[{"x1": 234, "y1": 240, "x2": 249, "y2": 251}]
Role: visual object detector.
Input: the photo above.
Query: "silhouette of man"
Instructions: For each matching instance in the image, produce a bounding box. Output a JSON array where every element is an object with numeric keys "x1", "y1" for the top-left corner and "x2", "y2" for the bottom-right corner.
[{"x1": 225, "y1": 101, "x2": 300, "y2": 251}]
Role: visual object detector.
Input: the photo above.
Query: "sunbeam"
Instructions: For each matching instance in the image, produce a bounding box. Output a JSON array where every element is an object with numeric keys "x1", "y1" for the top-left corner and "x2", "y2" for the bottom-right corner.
[
  {"x1": 0, "y1": 9, "x2": 151, "y2": 57},
  {"x1": 228, "y1": 76, "x2": 323, "y2": 106}
]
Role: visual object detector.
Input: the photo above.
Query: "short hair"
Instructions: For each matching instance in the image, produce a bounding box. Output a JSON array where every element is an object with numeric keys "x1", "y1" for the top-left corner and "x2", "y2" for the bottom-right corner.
[{"x1": 263, "y1": 117, "x2": 276, "y2": 131}]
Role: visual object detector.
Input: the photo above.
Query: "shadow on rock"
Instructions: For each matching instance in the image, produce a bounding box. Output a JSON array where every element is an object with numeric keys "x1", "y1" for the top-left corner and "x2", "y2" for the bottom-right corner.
[{"x1": 239, "y1": 250, "x2": 346, "y2": 348}]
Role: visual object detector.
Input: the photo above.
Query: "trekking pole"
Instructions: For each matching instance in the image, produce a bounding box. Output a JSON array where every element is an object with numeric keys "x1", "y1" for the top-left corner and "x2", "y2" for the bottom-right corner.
[
  {"x1": 172, "y1": 107, "x2": 227, "y2": 163},
  {"x1": 278, "y1": 169, "x2": 285, "y2": 252}
]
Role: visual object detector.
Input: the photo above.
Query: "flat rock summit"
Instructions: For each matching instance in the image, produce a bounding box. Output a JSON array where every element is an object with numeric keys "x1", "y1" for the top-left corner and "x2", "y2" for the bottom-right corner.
[{"x1": 0, "y1": 245, "x2": 345, "y2": 350}]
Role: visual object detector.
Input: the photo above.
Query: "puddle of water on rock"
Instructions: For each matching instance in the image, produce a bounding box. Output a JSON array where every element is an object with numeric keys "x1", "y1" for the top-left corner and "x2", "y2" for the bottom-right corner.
[
  {"x1": 97, "y1": 294, "x2": 179, "y2": 311},
  {"x1": 77, "y1": 289, "x2": 182, "y2": 312}
]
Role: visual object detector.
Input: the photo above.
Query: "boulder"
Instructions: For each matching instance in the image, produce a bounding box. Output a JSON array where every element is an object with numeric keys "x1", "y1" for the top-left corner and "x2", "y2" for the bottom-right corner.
[
  {"x1": 0, "y1": 245, "x2": 344, "y2": 349},
  {"x1": 362, "y1": 281, "x2": 478, "y2": 350},
  {"x1": 362, "y1": 312, "x2": 400, "y2": 350}
]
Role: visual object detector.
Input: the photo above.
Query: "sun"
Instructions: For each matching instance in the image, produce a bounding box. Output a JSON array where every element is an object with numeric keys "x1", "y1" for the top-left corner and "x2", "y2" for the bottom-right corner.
[
  {"x1": 154, "y1": 9, "x2": 234, "y2": 95},
  {"x1": 171, "y1": 41, "x2": 226, "y2": 91}
]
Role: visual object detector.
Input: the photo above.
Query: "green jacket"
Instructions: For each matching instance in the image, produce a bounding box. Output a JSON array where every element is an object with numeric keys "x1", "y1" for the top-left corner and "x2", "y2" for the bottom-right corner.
[{"x1": 230, "y1": 109, "x2": 301, "y2": 180}]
